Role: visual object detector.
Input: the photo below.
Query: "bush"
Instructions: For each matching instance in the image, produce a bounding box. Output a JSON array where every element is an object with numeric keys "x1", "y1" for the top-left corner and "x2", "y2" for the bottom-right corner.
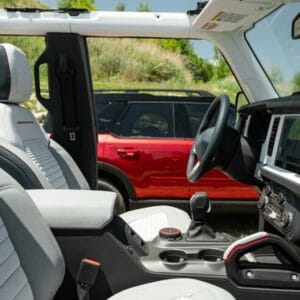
[{"x1": 88, "y1": 38, "x2": 192, "y2": 84}]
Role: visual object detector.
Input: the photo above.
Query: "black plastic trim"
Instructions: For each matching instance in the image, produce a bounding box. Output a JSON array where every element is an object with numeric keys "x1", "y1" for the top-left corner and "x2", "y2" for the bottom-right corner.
[
  {"x1": 94, "y1": 92, "x2": 215, "y2": 103},
  {"x1": 0, "y1": 145, "x2": 44, "y2": 189},
  {"x1": 95, "y1": 89, "x2": 214, "y2": 97},
  {"x1": 239, "y1": 95, "x2": 300, "y2": 116},
  {"x1": 0, "y1": 45, "x2": 11, "y2": 100},
  {"x1": 129, "y1": 198, "x2": 258, "y2": 214}
]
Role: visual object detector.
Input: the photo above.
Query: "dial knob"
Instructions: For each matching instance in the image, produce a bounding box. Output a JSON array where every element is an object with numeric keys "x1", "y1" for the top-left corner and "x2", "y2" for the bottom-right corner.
[
  {"x1": 280, "y1": 211, "x2": 292, "y2": 228},
  {"x1": 277, "y1": 192, "x2": 285, "y2": 205},
  {"x1": 258, "y1": 195, "x2": 268, "y2": 209},
  {"x1": 159, "y1": 227, "x2": 182, "y2": 240},
  {"x1": 265, "y1": 185, "x2": 272, "y2": 196}
]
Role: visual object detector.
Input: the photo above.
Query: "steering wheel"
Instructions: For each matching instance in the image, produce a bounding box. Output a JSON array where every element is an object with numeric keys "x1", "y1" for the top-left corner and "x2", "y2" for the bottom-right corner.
[{"x1": 186, "y1": 94, "x2": 231, "y2": 182}]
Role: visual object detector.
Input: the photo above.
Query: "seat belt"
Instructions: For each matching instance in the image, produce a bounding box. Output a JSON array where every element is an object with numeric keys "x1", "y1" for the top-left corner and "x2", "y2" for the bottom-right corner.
[
  {"x1": 57, "y1": 53, "x2": 79, "y2": 142},
  {"x1": 76, "y1": 258, "x2": 101, "y2": 300}
]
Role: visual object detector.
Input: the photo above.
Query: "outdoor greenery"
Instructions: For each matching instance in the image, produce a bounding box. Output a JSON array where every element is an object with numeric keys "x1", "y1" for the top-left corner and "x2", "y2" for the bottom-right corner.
[
  {"x1": 293, "y1": 72, "x2": 300, "y2": 91},
  {"x1": 57, "y1": 0, "x2": 96, "y2": 10},
  {"x1": 0, "y1": 0, "x2": 48, "y2": 8},
  {"x1": 0, "y1": 0, "x2": 241, "y2": 118}
]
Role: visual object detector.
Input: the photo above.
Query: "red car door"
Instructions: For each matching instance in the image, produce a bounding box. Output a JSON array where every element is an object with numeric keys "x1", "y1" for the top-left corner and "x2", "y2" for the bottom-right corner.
[
  {"x1": 106, "y1": 102, "x2": 190, "y2": 200},
  {"x1": 186, "y1": 140, "x2": 259, "y2": 200}
]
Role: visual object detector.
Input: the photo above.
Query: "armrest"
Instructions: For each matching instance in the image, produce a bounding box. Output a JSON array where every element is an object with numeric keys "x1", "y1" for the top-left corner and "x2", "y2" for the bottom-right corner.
[{"x1": 27, "y1": 189, "x2": 116, "y2": 230}]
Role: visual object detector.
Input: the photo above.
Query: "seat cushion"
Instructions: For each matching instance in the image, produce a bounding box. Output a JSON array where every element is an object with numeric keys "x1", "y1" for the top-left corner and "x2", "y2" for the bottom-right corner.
[
  {"x1": 120, "y1": 206, "x2": 191, "y2": 241},
  {"x1": 0, "y1": 169, "x2": 65, "y2": 300},
  {"x1": 108, "y1": 278, "x2": 235, "y2": 300}
]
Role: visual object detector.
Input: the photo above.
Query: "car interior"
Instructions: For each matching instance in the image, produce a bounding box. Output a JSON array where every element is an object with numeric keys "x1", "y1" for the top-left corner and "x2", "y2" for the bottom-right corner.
[{"x1": 0, "y1": 0, "x2": 299, "y2": 299}]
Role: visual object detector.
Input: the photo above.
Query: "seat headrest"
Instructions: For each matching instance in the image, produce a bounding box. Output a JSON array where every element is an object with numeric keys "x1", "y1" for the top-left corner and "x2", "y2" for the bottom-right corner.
[{"x1": 0, "y1": 43, "x2": 32, "y2": 104}]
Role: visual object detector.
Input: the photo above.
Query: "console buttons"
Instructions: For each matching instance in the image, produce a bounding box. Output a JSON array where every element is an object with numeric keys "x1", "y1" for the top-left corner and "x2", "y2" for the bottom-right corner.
[
  {"x1": 159, "y1": 227, "x2": 182, "y2": 240},
  {"x1": 280, "y1": 211, "x2": 292, "y2": 228},
  {"x1": 277, "y1": 192, "x2": 286, "y2": 205},
  {"x1": 265, "y1": 185, "x2": 272, "y2": 196},
  {"x1": 258, "y1": 195, "x2": 268, "y2": 209}
]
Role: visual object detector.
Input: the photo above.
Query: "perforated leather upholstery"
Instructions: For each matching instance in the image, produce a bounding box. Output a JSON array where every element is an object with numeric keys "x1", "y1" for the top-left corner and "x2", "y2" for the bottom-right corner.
[
  {"x1": 0, "y1": 216, "x2": 33, "y2": 300},
  {"x1": 0, "y1": 104, "x2": 69, "y2": 189},
  {"x1": 0, "y1": 169, "x2": 65, "y2": 300},
  {"x1": 109, "y1": 278, "x2": 235, "y2": 300}
]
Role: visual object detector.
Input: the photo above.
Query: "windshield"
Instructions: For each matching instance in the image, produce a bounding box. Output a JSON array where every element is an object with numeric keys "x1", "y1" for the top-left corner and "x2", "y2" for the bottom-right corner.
[{"x1": 246, "y1": 3, "x2": 300, "y2": 97}]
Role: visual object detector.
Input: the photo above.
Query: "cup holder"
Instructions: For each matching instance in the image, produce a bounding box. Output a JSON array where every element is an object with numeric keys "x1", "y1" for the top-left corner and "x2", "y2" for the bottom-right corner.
[
  {"x1": 198, "y1": 249, "x2": 224, "y2": 262},
  {"x1": 159, "y1": 250, "x2": 187, "y2": 264}
]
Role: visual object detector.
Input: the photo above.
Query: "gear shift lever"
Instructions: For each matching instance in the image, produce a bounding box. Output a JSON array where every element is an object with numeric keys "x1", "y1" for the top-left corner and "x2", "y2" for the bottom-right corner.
[
  {"x1": 187, "y1": 192, "x2": 216, "y2": 240},
  {"x1": 190, "y1": 192, "x2": 211, "y2": 223}
]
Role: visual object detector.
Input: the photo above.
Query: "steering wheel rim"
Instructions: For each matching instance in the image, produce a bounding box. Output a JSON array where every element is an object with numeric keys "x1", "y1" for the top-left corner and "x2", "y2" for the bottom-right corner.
[{"x1": 186, "y1": 94, "x2": 231, "y2": 183}]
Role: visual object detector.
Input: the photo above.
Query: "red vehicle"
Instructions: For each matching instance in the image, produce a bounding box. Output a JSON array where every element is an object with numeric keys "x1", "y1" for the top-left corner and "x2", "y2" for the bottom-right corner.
[{"x1": 96, "y1": 90, "x2": 259, "y2": 212}]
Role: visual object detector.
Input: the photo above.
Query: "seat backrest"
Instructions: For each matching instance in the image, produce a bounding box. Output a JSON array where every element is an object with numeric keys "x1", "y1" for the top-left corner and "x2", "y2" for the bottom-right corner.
[
  {"x1": 0, "y1": 168, "x2": 65, "y2": 299},
  {"x1": 0, "y1": 43, "x2": 89, "y2": 190}
]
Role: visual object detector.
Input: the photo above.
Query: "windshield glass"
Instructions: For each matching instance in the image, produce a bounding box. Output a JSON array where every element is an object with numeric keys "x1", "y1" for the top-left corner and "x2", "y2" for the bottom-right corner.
[{"x1": 246, "y1": 3, "x2": 300, "y2": 97}]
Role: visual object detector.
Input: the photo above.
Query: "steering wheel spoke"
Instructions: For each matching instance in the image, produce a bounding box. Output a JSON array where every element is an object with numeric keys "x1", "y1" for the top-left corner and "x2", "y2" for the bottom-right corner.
[{"x1": 186, "y1": 94, "x2": 231, "y2": 183}]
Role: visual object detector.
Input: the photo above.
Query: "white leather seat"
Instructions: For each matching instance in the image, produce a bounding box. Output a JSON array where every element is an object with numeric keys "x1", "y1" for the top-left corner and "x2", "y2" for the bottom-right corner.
[
  {"x1": 109, "y1": 278, "x2": 234, "y2": 300},
  {"x1": 121, "y1": 205, "x2": 191, "y2": 241},
  {"x1": 0, "y1": 168, "x2": 235, "y2": 300},
  {"x1": 0, "y1": 43, "x2": 191, "y2": 241}
]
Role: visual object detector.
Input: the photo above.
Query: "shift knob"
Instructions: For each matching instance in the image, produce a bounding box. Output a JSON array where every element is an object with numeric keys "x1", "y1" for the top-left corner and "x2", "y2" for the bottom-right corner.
[{"x1": 190, "y1": 192, "x2": 210, "y2": 222}]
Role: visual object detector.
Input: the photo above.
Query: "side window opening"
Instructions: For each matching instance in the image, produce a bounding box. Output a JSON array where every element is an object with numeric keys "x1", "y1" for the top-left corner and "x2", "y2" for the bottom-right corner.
[
  {"x1": 95, "y1": 100, "x2": 125, "y2": 134},
  {"x1": 118, "y1": 103, "x2": 173, "y2": 138},
  {"x1": 184, "y1": 103, "x2": 236, "y2": 138},
  {"x1": 185, "y1": 103, "x2": 210, "y2": 137},
  {"x1": 174, "y1": 103, "x2": 191, "y2": 138}
]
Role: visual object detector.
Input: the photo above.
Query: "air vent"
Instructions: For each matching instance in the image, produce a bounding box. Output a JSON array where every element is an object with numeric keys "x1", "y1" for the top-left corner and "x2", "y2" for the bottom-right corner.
[{"x1": 267, "y1": 117, "x2": 280, "y2": 156}]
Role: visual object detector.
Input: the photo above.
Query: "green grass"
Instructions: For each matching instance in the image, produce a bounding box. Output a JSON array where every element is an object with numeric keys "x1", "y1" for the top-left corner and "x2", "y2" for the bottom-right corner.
[
  {"x1": 88, "y1": 38, "x2": 192, "y2": 84},
  {"x1": 93, "y1": 76, "x2": 240, "y2": 101},
  {"x1": 0, "y1": 0, "x2": 48, "y2": 8}
]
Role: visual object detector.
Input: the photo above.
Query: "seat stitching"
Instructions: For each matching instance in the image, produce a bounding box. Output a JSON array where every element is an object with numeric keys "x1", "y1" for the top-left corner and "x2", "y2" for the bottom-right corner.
[
  {"x1": 0, "y1": 264, "x2": 22, "y2": 288},
  {"x1": 0, "y1": 249, "x2": 15, "y2": 267},
  {"x1": 11, "y1": 280, "x2": 30, "y2": 300},
  {"x1": 0, "y1": 236, "x2": 9, "y2": 247}
]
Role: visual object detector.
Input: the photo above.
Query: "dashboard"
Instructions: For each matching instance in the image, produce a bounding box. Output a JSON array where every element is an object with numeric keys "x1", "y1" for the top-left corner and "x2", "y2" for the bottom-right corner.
[{"x1": 238, "y1": 95, "x2": 300, "y2": 243}]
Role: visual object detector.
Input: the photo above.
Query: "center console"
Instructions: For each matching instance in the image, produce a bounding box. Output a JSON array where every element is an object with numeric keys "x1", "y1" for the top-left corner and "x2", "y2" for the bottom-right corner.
[{"x1": 125, "y1": 192, "x2": 235, "y2": 276}]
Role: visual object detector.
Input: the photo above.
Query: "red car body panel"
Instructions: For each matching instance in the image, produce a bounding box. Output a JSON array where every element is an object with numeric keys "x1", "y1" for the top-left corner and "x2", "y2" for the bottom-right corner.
[{"x1": 98, "y1": 134, "x2": 259, "y2": 201}]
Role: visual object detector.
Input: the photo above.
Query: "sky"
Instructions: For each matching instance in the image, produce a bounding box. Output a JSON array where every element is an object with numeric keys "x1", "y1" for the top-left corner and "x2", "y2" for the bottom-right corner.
[
  {"x1": 42, "y1": 0, "x2": 215, "y2": 60},
  {"x1": 45, "y1": 0, "x2": 199, "y2": 12}
]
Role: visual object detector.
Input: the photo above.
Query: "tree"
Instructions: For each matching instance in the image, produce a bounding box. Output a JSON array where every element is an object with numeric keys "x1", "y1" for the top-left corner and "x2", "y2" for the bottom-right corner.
[
  {"x1": 212, "y1": 46, "x2": 230, "y2": 79},
  {"x1": 157, "y1": 39, "x2": 214, "y2": 82},
  {"x1": 0, "y1": 0, "x2": 49, "y2": 8},
  {"x1": 57, "y1": 0, "x2": 96, "y2": 11},
  {"x1": 293, "y1": 72, "x2": 300, "y2": 91},
  {"x1": 268, "y1": 66, "x2": 283, "y2": 85},
  {"x1": 116, "y1": 2, "x2": 125, "y2": 11},
  {"x1": 137, "y1": 3, "x2": 151, "y2": 12},
  {"x1": 158, "y1": 39, "x2": 193, "y2": 56}
]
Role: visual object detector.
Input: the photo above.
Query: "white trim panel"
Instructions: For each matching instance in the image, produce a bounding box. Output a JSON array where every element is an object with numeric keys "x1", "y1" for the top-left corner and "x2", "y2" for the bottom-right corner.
[
  {"x1": 27, "y1": 189, "x2": 116, "y2": 229},
  {"x1": 0, "y1": 11, "x2": 192, "y2": 37}
]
